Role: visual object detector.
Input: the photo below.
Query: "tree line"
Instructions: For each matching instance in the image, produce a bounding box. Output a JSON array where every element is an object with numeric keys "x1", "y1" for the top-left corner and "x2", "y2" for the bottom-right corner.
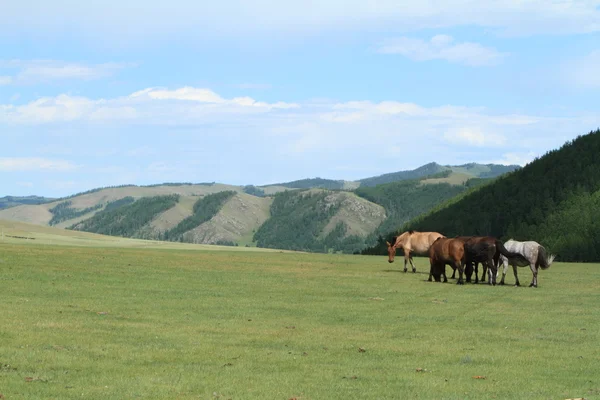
[{"x1": 364, "y1": 129, "x2": 600, "y2": 262}]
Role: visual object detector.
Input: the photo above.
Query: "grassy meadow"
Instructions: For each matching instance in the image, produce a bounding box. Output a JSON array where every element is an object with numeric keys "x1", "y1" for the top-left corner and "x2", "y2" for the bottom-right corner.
[{"x1": 0, "y1": 229, "x2": 599, "y2": 399}]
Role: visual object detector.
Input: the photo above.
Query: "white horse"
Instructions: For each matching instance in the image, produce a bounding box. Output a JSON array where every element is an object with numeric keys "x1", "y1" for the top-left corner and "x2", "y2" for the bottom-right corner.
[{"x1": 498, "y1": 239, "x2": 555, "y2": 287}]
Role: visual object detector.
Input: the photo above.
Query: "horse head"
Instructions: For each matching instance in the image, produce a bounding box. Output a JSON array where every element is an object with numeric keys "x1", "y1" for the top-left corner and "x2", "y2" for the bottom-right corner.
[{"x1": 386, "y1": 241, "x2": 397, "y2": 263}]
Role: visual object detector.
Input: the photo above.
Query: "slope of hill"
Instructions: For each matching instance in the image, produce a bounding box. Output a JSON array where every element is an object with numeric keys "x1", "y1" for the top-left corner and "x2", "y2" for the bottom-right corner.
[
  {"x1": 253, "y1": 189, "x2": 386, "y2": 253},
  {"x1": 0, "y1": 162, "x2": 519, "y2": 252},
  {"x1": 358, "y1": 162, "x2": 450, "y2": 187},
  {"x1": 0, "y1": 219, "x2": 286, "y2": 252},
  {"x1": 358, "y1": 162, "x2": 520, "y2": 187},
  {"x1": 0, "y1": 183, "x2": 246, "y2": 226},
  {"x1": 0, "y1": 195, "x2": 54, "y2": 210},
  {"x1": 354, "y1": 177, "x2": 473, "y2": 237},
  {"x1": 386, "y1": 129, "x2": 600, "y2": 261},
  {"x1": 180, "y1": 192, "x2": 272, "y2": 245}
]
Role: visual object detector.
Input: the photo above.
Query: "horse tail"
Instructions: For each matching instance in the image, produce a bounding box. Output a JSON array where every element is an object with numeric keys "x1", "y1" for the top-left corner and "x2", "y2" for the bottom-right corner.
[
  {"x1": 495, "y1": 240, "x2": 529, "y2": 265},
  {"x1": 537, "y1": 245, "x2": 555, "y2": 270}
]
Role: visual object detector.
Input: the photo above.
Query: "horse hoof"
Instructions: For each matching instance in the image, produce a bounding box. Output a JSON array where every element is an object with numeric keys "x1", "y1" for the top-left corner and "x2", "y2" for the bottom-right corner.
[
  {"x1": 457, "y1": 281, "x2": 464, "y2": 285},
  {"x1": 412, "y1": 269, "x2": 416, "y2": 273},
  {"x1": 499, "y1": 281, "x2": 505, "y2": 285},
  {"x1": 403, "y1": 269, "x2": 408, "y2": 273}
]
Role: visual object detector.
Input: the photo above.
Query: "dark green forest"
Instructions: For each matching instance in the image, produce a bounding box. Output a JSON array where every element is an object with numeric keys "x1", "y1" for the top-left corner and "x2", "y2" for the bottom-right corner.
[
  {"x1": 49, "y1": 201, "x2": 103, "y2": 226},
  {"x1": 354, "y1": 178, "x2": 469, "y2": 236},
  {"x1": 368, "y1": 129, "x2": 600, "y2": 262},
  {"x1": 253, "y1": 190, "x2": 365, "y2": 253},
  {"x1": 162, "y1": 191, "x2": 236, "y2": 241},
  {"x1": 69, "y1": 195, "x2": 180, "y2": 236}
]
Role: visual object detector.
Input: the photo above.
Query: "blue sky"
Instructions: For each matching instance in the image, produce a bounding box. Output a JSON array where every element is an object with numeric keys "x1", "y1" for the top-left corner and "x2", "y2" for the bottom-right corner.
[{"x1": 1, "y1": 1, "x2": 599, "y2": 197}]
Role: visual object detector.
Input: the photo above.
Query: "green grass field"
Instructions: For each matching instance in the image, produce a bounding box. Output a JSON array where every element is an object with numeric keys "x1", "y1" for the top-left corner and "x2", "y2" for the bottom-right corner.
[{"x1": 1, "y1": 229, "x2": 599, "y2": 399}]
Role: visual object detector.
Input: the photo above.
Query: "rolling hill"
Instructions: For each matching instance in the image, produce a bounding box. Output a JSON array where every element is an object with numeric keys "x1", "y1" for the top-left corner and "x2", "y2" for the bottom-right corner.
[
  {"x1": 368, "y1": 129, "x2": 600, "y2": 262},
  {"x1": 0, "y1": 195, "x2": 54, "y2": 210},
  {"x1": 0, "y1": 162, "x2": 518, "y2": 252}
]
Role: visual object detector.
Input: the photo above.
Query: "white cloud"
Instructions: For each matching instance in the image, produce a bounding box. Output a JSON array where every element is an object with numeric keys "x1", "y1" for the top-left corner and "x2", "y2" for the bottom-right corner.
[
  {"x1": 443, "y1": 127, "x2": 506, "y2": 147},
  {"x1": 131, "y1": 87, "x2": 225, "y2": 103},
  {"x1": 0, "y1": 60, "x2": 134, "y2": 84},
  {"x1": 378, "y1": 35, "x2": 507, "y2": 66},
  {"x1": 0, "y1": 76, "x2": 12, "y2": 85},
  {"x1": 0, "y1": 157, "x2": 78, "y2": 172},
  {"x1": 1, "y1": 88, "x2": 597, "y2": 187},
  {"x1": 490, "y1": 152, "x2": 537, "y2": 166},
  {"x1": 0, "y1": 86, "x2": 299, "y2": 125}
]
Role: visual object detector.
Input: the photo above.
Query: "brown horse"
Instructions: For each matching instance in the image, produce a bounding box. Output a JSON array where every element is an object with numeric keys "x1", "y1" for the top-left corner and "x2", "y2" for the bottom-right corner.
[
  {"x1": 461, "y1": 236, "x2": 529, "y2": 285},
  {"x1": 386, "y1": 230, "x2": 445, "y2": 273},
  {"x1": 428, "y1": 237, "x2": 466, "y2": 283}
]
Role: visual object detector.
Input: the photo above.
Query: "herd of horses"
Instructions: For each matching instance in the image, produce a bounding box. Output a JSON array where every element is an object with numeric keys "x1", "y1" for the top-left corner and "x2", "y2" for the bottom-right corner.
[{"x1": 386, "y1": 231, "x2": 556, "y2": 287}]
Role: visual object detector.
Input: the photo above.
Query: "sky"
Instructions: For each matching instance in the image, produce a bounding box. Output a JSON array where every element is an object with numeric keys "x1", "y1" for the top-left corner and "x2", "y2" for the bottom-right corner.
[{"x1": 1, "y1": 0, "x2": 600, "y2": 197}]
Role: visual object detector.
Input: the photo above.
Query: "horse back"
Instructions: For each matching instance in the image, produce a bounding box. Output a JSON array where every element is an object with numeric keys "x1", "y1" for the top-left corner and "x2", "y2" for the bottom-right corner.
[
  {"x1": 409, "y1": 232, "x2": 444, "y2": 254},
  {"x1": 429, "y1": 237, "x2": 465, "y2": 263}
]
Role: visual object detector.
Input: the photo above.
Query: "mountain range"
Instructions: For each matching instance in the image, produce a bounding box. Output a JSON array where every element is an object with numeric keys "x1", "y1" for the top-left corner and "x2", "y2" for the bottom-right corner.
[{"x1": 0, "y1": 162, "x2": 518, "y2": 253}]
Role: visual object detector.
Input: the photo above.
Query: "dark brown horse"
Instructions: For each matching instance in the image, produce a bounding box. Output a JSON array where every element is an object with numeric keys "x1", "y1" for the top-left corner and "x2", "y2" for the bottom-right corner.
[
  {"x1": 439, "y1": 236, "x2": 483, "y2": 283},
  {"x1": 428, "y1": 237, "x2": 466, "y2": 284},
  {"x1": 461, "y1": 236, "x2": 529, "y2": 285}
]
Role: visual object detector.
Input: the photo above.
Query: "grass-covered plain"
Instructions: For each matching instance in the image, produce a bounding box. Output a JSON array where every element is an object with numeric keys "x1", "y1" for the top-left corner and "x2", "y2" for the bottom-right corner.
[{"x1": 0, "y1": 238, "x2": 599, "y2": 399}]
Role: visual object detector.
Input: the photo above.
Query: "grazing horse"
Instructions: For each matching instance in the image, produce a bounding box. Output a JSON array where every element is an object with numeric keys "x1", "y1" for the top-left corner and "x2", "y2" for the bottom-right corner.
[
  {"x1": 498, "y1": 239, "x2": 555, "y2": 287},
  {"x1": 428, "y1": 237, "x2": 466, "y2": 283},
  {"x1": 386, "y1": 230, "x2": 445, "y2": 273},
  {"x1": 462, "y1": 236, "x2": 529, "y2": 285}
]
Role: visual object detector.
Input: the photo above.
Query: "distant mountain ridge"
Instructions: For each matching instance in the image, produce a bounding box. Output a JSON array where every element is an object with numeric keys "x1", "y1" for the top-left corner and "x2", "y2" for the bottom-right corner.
[
  {"x1": 262, "y1": 162, "x2": 519, "y2": 190},
  {"x1": 357, "y1": 162, "x2": 519, "y2": 187},
  {"x1": 0, "y1": 162, "x2": 519, "y2": 253},
  {"x1": 0, "y1": 195, "x2": 55, "y2": 210}
]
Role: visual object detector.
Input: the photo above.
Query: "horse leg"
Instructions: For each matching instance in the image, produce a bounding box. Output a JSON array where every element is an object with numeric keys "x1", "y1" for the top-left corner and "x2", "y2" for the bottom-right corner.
[
  {"x1": 409, "y1": 255, "x2": 417, "y2": 273},
  {"x1": 474, "y1": 262, "x2": 479, "y2": 284},
  {"x1": 451, "y1": 265, "x2": 457, "y2": 279},
  {"x1": 487, "y1": 260, "x2": 497, "y2": 286},
  {"x1": 403, "y1": 251, "x2": 409, "y2": 273},
  {"x1": 528, "y1": 264, "x2": 538, "y2": 287},
  {"x1": 499, "y1": 258, "x2": 508, "y2": 285},
  {"x1": 481, "y1": 262, "x2": 487, "y2": 283},
  {"x1": 456, "y1": 261, "x2": 465, "y2": 285},
  {"x1": 428, "y1": 261, "x2": 434, "y2": 282},
  {"x1": 442, "y1": 264, "x2": 448, "y2": 283},
  {"x1": 430, "y1": 262, "x2": 443, "y2": 282},
  {"x1": 513, "y1": 264, "x2": 520, "y2": 286}
]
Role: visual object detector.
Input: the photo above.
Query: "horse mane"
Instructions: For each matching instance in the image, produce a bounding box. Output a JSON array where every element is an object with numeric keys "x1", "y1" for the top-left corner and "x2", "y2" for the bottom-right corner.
[{"x1": 408, "y1": 230, "x2": 415, "y2": 235}]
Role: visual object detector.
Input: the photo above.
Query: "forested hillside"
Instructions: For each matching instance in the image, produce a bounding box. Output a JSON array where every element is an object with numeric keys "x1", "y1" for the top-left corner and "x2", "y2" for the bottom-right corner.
[
  {"x1": 253, "y1": 190, "x2": 385, "y2": 253},
  {"x1": 357, "y1": 162, "x2": 519, "y2": 187},
  {"x1": 70, "y1": 195, "x2": 180, "y2": 238},
  {"x1": 0, "y1": 162, "x2": 519, "y2": 252},
  {"x1": 354, "y1": 178, "x2": 474, "y2": 236},
  {"x1": 161, "y1": 191, "x2": 236, "y2": 241},
  {"x1": 377, "y1": 129, "x2": 600, "y2": 261}
]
